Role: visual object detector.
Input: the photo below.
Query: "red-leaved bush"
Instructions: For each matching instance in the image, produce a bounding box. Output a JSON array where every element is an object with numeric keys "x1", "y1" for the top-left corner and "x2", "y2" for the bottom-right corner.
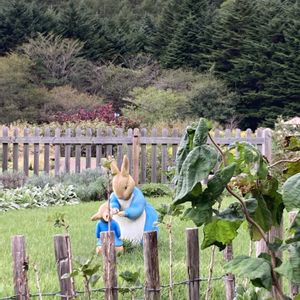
[{"x1": 50, "y1": 103, "x2": 140, "y2": 128}]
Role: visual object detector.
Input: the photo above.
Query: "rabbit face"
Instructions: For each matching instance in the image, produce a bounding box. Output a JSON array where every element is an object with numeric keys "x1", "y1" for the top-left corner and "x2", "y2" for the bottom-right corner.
[
  {"x1": 91, "y1": 201, "x2": 111, "y2": 221},
  {"x1": 111, "y1": 155, "x2": 135, "y2": 201}
]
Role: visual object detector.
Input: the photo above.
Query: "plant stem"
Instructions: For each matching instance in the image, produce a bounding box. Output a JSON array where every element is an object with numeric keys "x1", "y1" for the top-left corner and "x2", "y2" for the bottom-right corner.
[
  {"x1": 84, "y1": 275, "x2": 91, "y2": 300},
  {"x1": 33, "y1": 263, "x2": 43, "y2": 300},
  {"x1": 168, "y1": 217, "x2": 173, "y2": 300},
  {"x1": 205, "y1": 246, "x2": 216, "y2": 300},
  {"x1": 268, "y1": 157, "x2": 300, "y2": 169}
]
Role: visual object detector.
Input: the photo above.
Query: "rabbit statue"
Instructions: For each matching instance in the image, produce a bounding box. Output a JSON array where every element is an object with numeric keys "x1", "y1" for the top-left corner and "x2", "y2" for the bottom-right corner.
[
  {"x1": 91, "y1": 201, "x2": 124, "y2": 253},
  {"x1": 109, "y1": 155, "x2": 158, "y2": 243}
]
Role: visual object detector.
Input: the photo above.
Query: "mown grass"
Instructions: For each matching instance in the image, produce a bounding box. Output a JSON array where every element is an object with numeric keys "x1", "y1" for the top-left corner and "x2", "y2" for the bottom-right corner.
[{"x1": 0, "y1": 197, "x2": 289, "y2": 299}]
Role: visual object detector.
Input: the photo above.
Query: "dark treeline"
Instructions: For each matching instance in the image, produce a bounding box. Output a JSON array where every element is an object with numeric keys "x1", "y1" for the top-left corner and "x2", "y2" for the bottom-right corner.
[{"x1": 0, "y1": 0, "x2": 299, "y2": 129}]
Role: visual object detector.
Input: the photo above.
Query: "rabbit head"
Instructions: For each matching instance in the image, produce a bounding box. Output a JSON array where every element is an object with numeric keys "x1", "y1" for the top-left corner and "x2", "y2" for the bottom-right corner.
[
  {"x1": 111, "y1": 155, "x2": 135, "y2": 200},
  {"x1": 91, "y1": 201, "x2": 111, "y2": 222}
]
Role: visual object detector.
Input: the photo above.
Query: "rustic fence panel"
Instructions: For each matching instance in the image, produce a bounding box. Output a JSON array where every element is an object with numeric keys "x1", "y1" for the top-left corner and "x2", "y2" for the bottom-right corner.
[{"x1": 0, "y1": 127, "x2": 271, "y2": 184}]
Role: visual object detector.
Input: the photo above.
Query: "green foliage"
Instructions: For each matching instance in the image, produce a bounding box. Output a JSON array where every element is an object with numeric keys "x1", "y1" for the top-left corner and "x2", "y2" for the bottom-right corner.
[
  {"x1": 0, "y1": 54, "x2": 46, "y2": 123},
  {"x1": 172, "y1": 118, "x2": 300, "y2": 293},
  {"x1": 27, "y1": 169, "x2": 109, "y2": 202},
  {"x1": 0, "y1": 184, "x2": 79, "y2": 212},
  {"x1": 0, "y1": 171, "x2": 27, "y2": 189},
  {"x1": 122, "y1": 87, "x2": 187, "y2": 126},
  {"x1": 225, "y1": 256, "x2": 272, "y2": 290},
  {"x1": 282, "y1": 173, "x2": 300, "y2": 212},
  {"x1": 140, "y1": 183, "x2": 172, "y2": 198}
]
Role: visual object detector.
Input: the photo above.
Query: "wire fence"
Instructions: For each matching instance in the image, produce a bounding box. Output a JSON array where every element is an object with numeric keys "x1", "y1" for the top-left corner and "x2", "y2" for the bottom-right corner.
[{"x1": 0, "y1": 275, "x2": 226, "y2": 300}]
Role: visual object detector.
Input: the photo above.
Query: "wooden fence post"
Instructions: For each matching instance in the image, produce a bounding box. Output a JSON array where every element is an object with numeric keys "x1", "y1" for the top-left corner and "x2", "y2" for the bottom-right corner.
[
  {"x1": 224, "y1": 243, "x2": 235, "y2": 300},
  {"x1": 2, "y1": 126, "x2": 8, "y2": 172},
  {"x1": 289, "y1": 211, "x2": 299, "y2": 298},
  {"x1": 33, "y1": 128, "x2": 40, "y2": 176},
  {"x1": 144, "y1": 231, "x2": 160, "y2": 300},
  {"x1": 132, "y1": 128, "x2": 140, "y2": 184},
  {"x1": 54, "y1": 234, "x2": 75, "y2": 300},
  {"x1": 13, "y1": 128, "x2": 19, "y2": 171},
  {"x1": 101, "y1": 231, "x2": 118, "y2": 300},
  {"x1": 12, "y1": 235, "x2": 30, "y2": 300},
  {"x1": 186, "y1": 228, "x2": 200, "y2": 300}
]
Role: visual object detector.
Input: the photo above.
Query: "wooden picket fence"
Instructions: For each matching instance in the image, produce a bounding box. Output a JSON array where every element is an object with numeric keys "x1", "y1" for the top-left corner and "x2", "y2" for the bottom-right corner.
[
  {"x1": 0, "y1": 127, "x2": 272, "y2": 184},
  {"x1": 10, "y1": 229, "x2": 210, "y2": 300}
]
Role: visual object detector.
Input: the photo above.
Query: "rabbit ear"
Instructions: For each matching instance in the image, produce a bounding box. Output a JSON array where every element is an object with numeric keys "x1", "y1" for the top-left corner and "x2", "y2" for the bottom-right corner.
[
  {"x1": 110, "y1": 159, "x2": 120, "y2": 175},
  {"x1": 121, "y1": 155, "x2": 129, "y2": 176}
]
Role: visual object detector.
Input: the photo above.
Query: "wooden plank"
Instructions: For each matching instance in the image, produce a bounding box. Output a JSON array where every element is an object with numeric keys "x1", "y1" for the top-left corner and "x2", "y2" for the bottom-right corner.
[
  {"x1": 44, "y1": 128, "x2": 50, "y2": 174},
  {"x1": 54, "y1": 235, "x2": 76, "y2": 300},
  {"x1": 101, "y1": 231, "x2": 118, "y2": 300},
  {"x1": 106, "y1": 128, "x2": 113, "y2": 157},
  {"x1": 172, "y1": 129, "x2": 179, "y2": 166},
  {"x1": 224, "y1": 243, "x2": 235, "y2": 300},
  {"x1": 132, "y1": 128, "x2": 140, "y2": 184},
  {"x1": 13, "y1": 128, "x2": 19, "y2": 171},
  {"x1": 54, "y1": 128, "x2": 61, "y2": 176},
  {"x1": 75, "y1": 128, "x2": 81, "y2": 173},
  {"x1": 246, "y1": 128, "x2": 252, "y2": 142},
  {"x1": 255, "y1": 128, "x2": 263, "y2": 153},
  {"x1": 96, "y1": 128, "x2": 103, "y2": 168},
  {"x1": 86, "y1": 128, "x2": 92, "y2": 169},
  {"x1": 262, "y1": 128, "x2": 272, "y2": 163},
  {"x1": 116, "y1": 128, "x2": 123, "y2": 169},
  {"x1": 144, "y1": 231, "x2": 160, "y2": 300},
  {"x1": 161, "y1": 128, "x2": 168, "y2": 183},
  {"x1": 127, "y1": 129, "x2": 133, "y2": 174},
  {"x1": 64, "y1": 129, "x2": 71, "y2": 174},
  {"x1": 33, "y1": 128, "x2": 40, "y2": 176},
  {"x1": 12, "y1": 235, "x2": 30, "y2": 300},
  {"x1": 2, "y1": 127, "x2": 8, "y2": 171},
  {"x1": 23, "y1": 128, "x2": 30, "y2": 176},
  {"x1": 140, "y1": 128, "x2": 147, "y2": 184},
  {"x1": 151, "y1": 128, "x2": 157, "y2": 183},
  {"x1": 186, "y1": 228, "x2": 199, "y2": 300}
]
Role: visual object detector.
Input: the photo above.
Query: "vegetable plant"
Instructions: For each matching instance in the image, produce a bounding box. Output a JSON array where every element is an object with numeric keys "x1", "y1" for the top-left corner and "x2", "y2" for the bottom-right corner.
[{"x1": 172, "y1": 118, "x2": 300, "y2": 299}]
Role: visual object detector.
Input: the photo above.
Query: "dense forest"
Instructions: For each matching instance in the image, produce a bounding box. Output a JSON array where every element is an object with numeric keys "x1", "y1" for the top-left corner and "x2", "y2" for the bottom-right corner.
[{"x1": 0, "y1": 0, "x2": 299, "y2": 129}]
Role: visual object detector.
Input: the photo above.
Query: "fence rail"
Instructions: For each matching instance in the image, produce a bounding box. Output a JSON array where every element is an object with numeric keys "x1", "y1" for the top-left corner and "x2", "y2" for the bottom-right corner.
[{"x1": 0, "y1": 127, "x2": 272, "y2": 184}]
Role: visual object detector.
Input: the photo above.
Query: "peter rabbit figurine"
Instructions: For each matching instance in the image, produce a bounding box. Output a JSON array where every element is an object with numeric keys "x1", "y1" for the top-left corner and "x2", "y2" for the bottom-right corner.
[{"x1": 110, "y1": 155, "x2": 158, "y2": 243}]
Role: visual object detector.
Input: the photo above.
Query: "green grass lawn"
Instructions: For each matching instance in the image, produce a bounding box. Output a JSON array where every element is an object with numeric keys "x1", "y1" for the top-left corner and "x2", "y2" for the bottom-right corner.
[{"x1": 0, "y1": 197, "x2": 289, "y2": 299}]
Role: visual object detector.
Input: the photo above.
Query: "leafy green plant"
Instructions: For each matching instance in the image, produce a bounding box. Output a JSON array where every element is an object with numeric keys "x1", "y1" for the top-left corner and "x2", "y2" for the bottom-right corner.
[
  {"x1": 140, "y1": 183, "x2": 172, "y2": 198},
  {"x1": 119, "y1": 270, "x2": 141, "y2": 300},
  {"x1": 48, "y1": 213, "x2": 69, "y2": 234},
  {"x1": 172, "y1": 118, "x2": 300, "y2": 299},
  {"x1": 0, "y1": 184, "x2": 79, "y2": 212},
  {"x1": 62, "y1": 255, "x2": 101, "y2": 300},
  {"x1": 0, "y1": 171, "x2": 27, "y2": 189}
]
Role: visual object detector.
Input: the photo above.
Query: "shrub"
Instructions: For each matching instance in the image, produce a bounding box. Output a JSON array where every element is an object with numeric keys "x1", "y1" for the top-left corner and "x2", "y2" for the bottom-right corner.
[
  {"x1": 26, "y1": 173, "x2": 57, "y2": 188},
  {"x1": 0, "y1": 184, "x2": 79, "y2": 212},
  {"x1": 140, "y1": 183, "x2": 172, "y2": 197},
  {"x1": 122, "y1": 87, "x2": 187, "y2": 126},
  {"x1": 0, "y1": 171, "x2": 27, "y2": 189}
]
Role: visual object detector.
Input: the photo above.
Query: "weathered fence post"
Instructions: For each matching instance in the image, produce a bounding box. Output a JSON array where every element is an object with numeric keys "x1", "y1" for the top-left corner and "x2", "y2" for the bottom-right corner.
[
  {"x1": 54, "y1": 234, "x2": 75, "y2": 300},
  {"x1": 2, "y1": 126, "x2": 8, "y2": 172},
  {"x1": 224, "y1": 243, "x2": 235, "y2": 300},
  {"x1": 186, "y1": 228, "x2": 200, "y2": 300},
  {"x1": 101, "y1": 231, "x2": 118, "y2": 300},
  {"x1": 54, "y1": 128, "x2": 61, "y2": 176},
  {"x1": 144, "y1": 231, "x2": 160, "y2": 300},
  {"x1": 132, "y1": 128, "x2": 140, "y2": 184},
  {"x1": 289, "y1": 211, "x2": 299, "y2": 298},
  {"x1": 23, "y1": 128, "x2": 30, "y2": 176},
  {"x1": 12, "y1": 235, "x2": 30, "y2": 300},
  {"x1": 13, "y1": 128, "x2": 19, "y2": 171},
  {"x1": 33, "y1": 127, "x2": 40, "y2": 175}
]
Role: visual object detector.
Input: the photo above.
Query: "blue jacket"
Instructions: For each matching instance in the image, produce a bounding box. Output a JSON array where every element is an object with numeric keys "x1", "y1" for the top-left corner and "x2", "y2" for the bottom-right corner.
[
  {"x1": 96, "y1": 219, "x2": 123, "y2": 246},
  {"x1": 110, "y1": 187, "x2": 158, "y2": 232}
]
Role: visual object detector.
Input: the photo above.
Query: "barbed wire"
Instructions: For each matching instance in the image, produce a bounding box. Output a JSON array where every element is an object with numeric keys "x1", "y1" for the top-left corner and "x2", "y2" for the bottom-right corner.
[{"x1": 0, "y1": 275, "x2": 226, "y2": 300}]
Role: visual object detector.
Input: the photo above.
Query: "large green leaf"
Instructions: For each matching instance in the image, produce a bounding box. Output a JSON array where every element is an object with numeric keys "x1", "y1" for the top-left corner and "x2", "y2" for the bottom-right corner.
[
  {"x1": 275, "y1": 242, "x2": 300, "y2": 284},
  {"x1": 287, "y1": 212, "x2": 300, "y2": 243},
  {"x1": 250, "y1": 195, "x2": 273, "y2": 241},
  {"x1": 201, "y1": 218, "x2": 242, "y2": 250},
  {"x1": 282, "y1": 173, "x2": 300, "y2": 211},
  {"x1": 203, "y1": 163, "x2": 236, "y2": 200},
  {"x1": 174, "y1": 145, "x2": 218, "y2": 204},
  {"x1": 224, "y1": 256, "x2": 272, "y2": 290},
  {"x1": 175, "y1": 131, "x2": 190, "y2": 177},
  {"x1": 193, "y1": 118, "x2": 209, "y2": 147},
  {"x1": 183, "y1": 200, "x2": 213, "y2": 227}
]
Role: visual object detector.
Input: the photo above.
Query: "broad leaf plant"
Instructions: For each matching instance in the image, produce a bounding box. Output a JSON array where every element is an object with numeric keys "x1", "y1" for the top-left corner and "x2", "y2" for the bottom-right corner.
[{"x1": 172, "y1": 118, "x2": 300, "y2": 299}]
